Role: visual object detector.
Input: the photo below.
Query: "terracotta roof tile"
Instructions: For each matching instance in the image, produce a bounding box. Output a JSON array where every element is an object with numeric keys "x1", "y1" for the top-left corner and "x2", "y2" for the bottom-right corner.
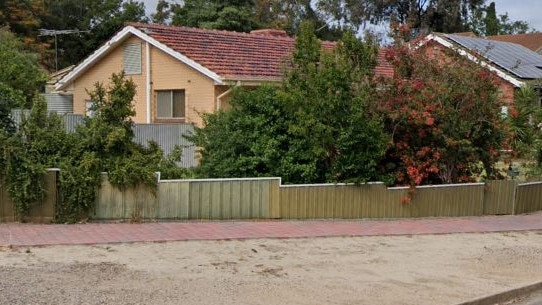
[
  {"x1": 129, "y1": 23, "x2": 393, "y2": 80},
  {"x1": 487, "y1": 33, "x2": 542, "y2": 53}
]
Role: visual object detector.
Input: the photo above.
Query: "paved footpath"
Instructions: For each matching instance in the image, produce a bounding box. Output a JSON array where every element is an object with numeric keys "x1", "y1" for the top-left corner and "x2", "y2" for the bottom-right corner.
[{"x1": 1, "y1": 213, "x2": 542, "y2": 247}]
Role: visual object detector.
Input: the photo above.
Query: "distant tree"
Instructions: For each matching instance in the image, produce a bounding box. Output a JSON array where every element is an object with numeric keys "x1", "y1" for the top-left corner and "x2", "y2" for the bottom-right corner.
[
  {"x1": 0, "y1": 28, "x2": 46, "y2": 108},
  {"x1": 314, "y1": 0, "x2": 534, "y2": 39},
  {"x1": 16, "y1": 0, "x2": 149, "y2": 70},
  {"x1": 151, "y1": 0, "x2": 172, "y2": 24},
  {"x1": 470, "y1": 1, "x2": 533, "y2": 36},
  {"x1": 315, "y1": 0, "x2": 485, "y2": 35},
  {"x1": 166, "y1": 0, "x2": 342, "y2": 39},
  {"x1": 0, "y1": 0, "x2": 46, "y2": 39},
  {"x1": 497, "y1": 13, "x2": 531, "y2": 35},
  {"x1": 483, "y1": 2, "x2": 499, "y2": 35},
  {"x1": 170, "y1": 0, "x2": 257, "y2": 32}
]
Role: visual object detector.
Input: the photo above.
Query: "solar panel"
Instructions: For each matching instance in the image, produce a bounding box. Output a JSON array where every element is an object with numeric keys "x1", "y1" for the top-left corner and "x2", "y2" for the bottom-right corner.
[{"x1": 445, "y1": 34, "x2": 542, "y2": 79}]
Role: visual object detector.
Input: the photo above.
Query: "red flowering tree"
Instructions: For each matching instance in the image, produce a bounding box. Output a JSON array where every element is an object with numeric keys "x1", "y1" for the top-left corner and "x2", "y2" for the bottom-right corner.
[{"x1": 375, "y1": 43, "x2": 508, "y2": 186}]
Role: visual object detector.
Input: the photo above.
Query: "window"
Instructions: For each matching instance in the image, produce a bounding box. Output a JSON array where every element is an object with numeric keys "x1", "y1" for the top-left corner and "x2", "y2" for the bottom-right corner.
[
  {"x1": 156, "y1": 90, "x2": 185, "y2": 119},
  {"x1": 123, "y1": 43, "x2": 141, "y2": 75}
]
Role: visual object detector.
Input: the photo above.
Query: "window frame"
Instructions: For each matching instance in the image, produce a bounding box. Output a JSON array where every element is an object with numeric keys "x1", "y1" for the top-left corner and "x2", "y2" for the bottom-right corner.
[{"x1": 155, "y1": 89, "x2": 186, "y2": 122}]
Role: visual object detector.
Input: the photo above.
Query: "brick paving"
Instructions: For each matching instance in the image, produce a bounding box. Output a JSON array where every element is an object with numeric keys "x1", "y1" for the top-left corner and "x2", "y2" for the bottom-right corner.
[{"x1": 1, "y1": 213, "x2": 542, "y2": 247}]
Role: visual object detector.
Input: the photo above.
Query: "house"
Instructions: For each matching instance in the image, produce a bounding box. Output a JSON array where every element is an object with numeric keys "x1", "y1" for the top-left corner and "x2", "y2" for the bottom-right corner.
[
  {"x1": 56, "y1": 22, "x2": 541, "y2": 127},
  {"x1": 55, "y1": 23, "x2": 393, "y2": 126},
  {"x1": 414, "y1": 33, "x2": 542, "y2": 105},
  {"x1": 487, "y1": 33, "x2": 542, "y2": 54}
]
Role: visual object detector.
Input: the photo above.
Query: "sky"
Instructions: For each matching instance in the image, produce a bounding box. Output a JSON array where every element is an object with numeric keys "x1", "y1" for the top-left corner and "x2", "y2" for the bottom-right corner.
[{"x1": 142, "y1": 0, "x2": 542, "y2": 32}]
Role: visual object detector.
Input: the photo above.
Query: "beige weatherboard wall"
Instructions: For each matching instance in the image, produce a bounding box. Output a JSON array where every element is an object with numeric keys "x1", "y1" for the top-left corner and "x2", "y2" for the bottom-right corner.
[{"x1": 65, "y1": 33, "x2": 222, "y2": 126}]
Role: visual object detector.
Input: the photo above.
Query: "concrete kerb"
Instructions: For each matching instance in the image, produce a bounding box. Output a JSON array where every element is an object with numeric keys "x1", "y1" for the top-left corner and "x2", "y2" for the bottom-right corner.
[{"x1": 457, "y1": 281, "x2": 542, "y2": 305}]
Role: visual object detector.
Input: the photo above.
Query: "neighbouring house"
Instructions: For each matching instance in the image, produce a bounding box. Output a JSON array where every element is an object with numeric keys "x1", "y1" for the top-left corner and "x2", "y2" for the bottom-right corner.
[
  {"x1": 415, "y1": 33, "x2": 542, "y2": 106},
  {"x1": 487, "y1": 32, "x2": 542, "y2": 54},
  {"x1": 55, "y1": 23, "x2": 394, "y2": 126}
]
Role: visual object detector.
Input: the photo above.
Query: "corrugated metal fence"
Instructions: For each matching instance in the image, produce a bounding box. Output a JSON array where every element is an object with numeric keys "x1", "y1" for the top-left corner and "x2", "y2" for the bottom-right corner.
[
  {"x1": 2, "y1": 173, "x2": 542, "y2": 222},
  {"x1": 0, "y1": 170, "x2": 58, "y2": 223},
  {"x1": 92, "y1": 175, "x2": 280, "y2": 220},
  {"x1": 11, "y1": 110, "x2": 197, "y2": 168},
  {"x1": 133, "y1": 124, "x2": 197, "y2": 168},
  {"x1": 43, "y1": 93, "x2": 73, "y2": 114},
  {"x1": 515, "y1": 181, "x2": 542, "y2": 214},
  {"x1": 280, "y1": 183, "x2": 485, "y2": 219}
]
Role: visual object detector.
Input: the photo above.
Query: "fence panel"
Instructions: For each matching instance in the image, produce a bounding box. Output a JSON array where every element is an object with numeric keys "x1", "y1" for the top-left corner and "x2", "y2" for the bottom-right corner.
[
  {"x1": 93, "y1": 177, "x2": 280, "y2": 220},
  {"x1": 280, "y1": 183, "x2": 395, "y2": 219},
  {"x1": 0, "y1": 170, "x2": 57, "y2": 223},
  {"x1": 280, "y1": 183, "x2": 485, "y2": 219},
  {"x1": 408, "y1": 184, "x2": 485, "y2": 217},
  {"x1": 27, "y1": 170, "x2": 58, "y2": 223},
  {"x1": 186, "y1": 178, "x2": 280, "y2": 220},
  {"x1": 0, "y1": 177, "x2": 15, "y2": 222},
  {"x1": 515, "y1": 181, "x2": 542, "y2": 214},
  {"x1": 157, "y1": 181, "x2": 190, "y2": 219},
  {"x1": 483, "y1": 180, "x2": 516, "y2": 215},
  {"x1": 92, "y1": 174, "x2": 158, "y2": 221}
]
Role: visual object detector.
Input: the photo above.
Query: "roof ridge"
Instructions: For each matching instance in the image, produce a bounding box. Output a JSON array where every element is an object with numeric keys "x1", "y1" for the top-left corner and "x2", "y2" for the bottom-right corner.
[
  {"x1": 128, "y1": 22, "x2": 298, "y2": 42},
  {"x1": 488, "y1": 32, "x2": 542, "y2": 38}
]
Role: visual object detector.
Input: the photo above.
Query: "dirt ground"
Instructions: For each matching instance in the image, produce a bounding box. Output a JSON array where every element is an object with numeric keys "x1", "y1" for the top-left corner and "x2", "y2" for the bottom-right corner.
[{"x1": 1, "y1": 231, "x2": 542, "y2": 305}]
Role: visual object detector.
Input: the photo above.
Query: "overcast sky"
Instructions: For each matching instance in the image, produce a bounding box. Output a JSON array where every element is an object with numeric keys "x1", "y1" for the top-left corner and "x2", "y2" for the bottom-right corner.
[{"x1": 142, "y1": 0, "x2": 541, "y2": 32}]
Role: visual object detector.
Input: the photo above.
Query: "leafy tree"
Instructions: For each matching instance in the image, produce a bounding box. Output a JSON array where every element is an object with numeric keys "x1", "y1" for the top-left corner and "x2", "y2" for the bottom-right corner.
[
  {"x1": 1, "y1": 97, "x2": 69, "y2": 217},
  {"x1": 151, "y1": 0, "x2": 172, "y2": 24},
  {"x1": 56, "y1": 72, "x2": 191, "y2": 222},
  {"x1": 2, "y1": 0, "x2": 148, "y2": 70},
  {"x1": 508, "y1": 86, "x2": 542, "y2": 158},
  {"x1": 164, "y1": 0, "x2": 342, "y2": 39},
  {"x1": 375, "y1": 43, "x2": 507, "y2": 186},
  {"x1": 170, "y1": 0, "x2": 257, "y2": 32},
  {"x1": 1, "y1": 71, "x2": 190, "y2": 222},
  {"x1": 469, "y1": 1, "x2": 533, "y2": 36},
  {"x1": 497, "y1": 13, "x2": 532, "y2": 35},
  {"x1": 0, "y1": 0, "x2": 47, "y2": 43},
  {"x1": 0, "y1": 28, "x2": 46, "y2": 107},
  {"x1": 283, "y1": 23, "x2": 387, "y2": 182},
  {"x1": 189, "y1": 86, "x2": 293, "y2": 179},
  {"x1": 316, "y1": 0, "x2": 484, "y2": 34},
  {"x1": 483, "y1": 2, "x2": 499, "y2": 36},
  {"x1": 0, "y1": 82, "x2": 23, "y2": 134},
  {"x1": 314, "y1": 0, "x2": 533, "y2": 38},
  {"x1": 4, "y1": 0, "x2": 148, "y2": 70},
  {"x1": 191, "y1": 22, "x2": 387, "y2": 183}
]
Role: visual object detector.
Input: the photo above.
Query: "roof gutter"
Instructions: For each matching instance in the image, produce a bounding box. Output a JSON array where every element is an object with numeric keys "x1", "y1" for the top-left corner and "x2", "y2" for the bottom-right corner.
[{"x1": 216, "y1": 81, "x2": 240, "y2": 111}]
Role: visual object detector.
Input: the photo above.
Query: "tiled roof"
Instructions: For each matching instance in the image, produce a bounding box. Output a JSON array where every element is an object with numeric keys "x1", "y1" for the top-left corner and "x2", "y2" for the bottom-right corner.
[
  {"x1": 129, "y1": 23, "x2": 393, "y2": 81},
  {"x1": 487, "y1": 33, "x2": 542, "y2": 53},
  {"x1": 375, "y1": 48, "x2": 394, "y2": 77}
]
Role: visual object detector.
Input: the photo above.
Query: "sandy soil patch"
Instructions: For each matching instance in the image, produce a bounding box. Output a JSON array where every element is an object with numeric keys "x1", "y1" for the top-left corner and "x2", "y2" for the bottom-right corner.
[{"x1": 1, "y1": 231, "x2": 542, "y2": 305}]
